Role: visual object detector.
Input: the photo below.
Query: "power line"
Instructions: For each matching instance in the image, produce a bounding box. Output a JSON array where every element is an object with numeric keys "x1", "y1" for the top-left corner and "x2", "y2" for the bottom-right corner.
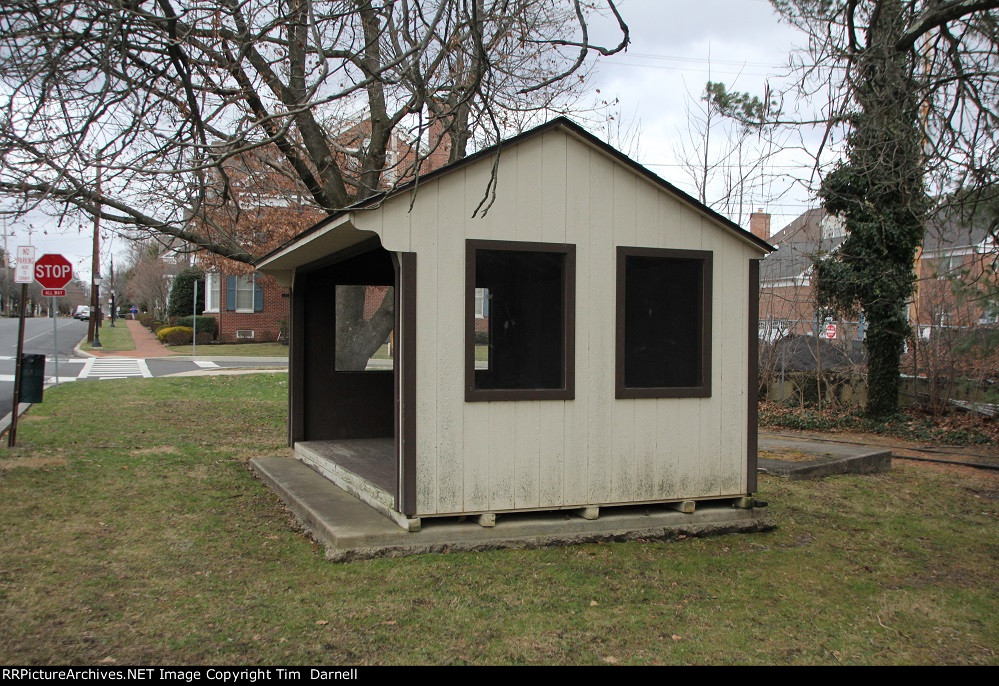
[
  {"x1": 601, "y1": 60, "x2": 778, "y2": 78},
  {"x1": 622, "y1": 51, "x2": 784, "y2": 70}
]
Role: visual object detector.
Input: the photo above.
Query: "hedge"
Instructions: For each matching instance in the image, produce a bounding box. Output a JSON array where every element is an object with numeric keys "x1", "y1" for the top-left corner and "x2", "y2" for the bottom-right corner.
[
  {"x1": 175, "y1": 315, "x2": 218, "y2": 338},
  {"x1": 157, "y1": 326, "x2": 213, "y2": 346},
  {"x1": 157, "y1": 326, "x2": 193, "y2": 345}
]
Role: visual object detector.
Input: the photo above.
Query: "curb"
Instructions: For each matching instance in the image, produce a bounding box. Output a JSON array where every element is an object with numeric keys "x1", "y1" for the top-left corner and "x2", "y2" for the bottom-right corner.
[
  {"x1": 0, "y1": 401, "x2": 32, "y2": 440},
  {"x1": 73, "y1": 337, "x2": 95, "y2": 358}
]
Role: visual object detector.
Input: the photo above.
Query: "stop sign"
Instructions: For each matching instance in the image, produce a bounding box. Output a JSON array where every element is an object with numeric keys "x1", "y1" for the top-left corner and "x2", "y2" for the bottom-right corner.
[{"x1": 34, "y1": 253, "x2": 73, "y2": 289}]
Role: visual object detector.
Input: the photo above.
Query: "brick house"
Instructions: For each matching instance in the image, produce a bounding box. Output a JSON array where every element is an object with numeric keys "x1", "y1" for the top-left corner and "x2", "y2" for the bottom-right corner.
[
  {"x1": 200, "y1": 119, "x2": 452, "y2": 342},
  {"x1": 758, "y1": 204, "x2": 997, "y2": 345},
  {"x1": 204, "y1": 271, "x2": 288, "y2": 342}
]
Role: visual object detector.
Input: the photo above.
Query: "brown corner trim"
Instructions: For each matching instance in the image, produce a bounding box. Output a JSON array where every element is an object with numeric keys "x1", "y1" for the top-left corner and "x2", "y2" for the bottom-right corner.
[
  {"x1": 748, "y1": 259, "x2": 760, "y2": 494},
  {"x1": 399, "y1": 252, "x2": 418, "y2": 516},
  {"x1": 289, "y1": 274, "x2": 305, "y2": 446}
]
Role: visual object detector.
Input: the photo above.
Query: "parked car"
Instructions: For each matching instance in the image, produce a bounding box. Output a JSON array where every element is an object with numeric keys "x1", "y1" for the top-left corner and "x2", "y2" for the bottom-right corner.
[{"x1": 73, "y1": 306, "x2": 91, "y2": 320}]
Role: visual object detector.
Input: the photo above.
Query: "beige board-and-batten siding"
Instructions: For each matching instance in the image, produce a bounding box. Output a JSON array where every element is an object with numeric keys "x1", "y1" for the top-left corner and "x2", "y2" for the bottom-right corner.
[{"x1": 347, "y1": 127, "x2": 763, "y2": 518}]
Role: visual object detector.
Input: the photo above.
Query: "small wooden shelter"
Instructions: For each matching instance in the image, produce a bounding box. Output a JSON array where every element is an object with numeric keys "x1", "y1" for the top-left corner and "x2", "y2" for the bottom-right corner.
[{"x1": 256, "y1": 117, "x2": 774, "y2": 531}]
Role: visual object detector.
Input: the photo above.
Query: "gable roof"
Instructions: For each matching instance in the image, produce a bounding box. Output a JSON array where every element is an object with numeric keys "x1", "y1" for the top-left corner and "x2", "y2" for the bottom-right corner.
[
  {"x1": 764, "y1": 203, "x2": 998, "y2": 283},
  {"x1": 761, "y1": 209, "x2": 845, "y2": 283},
  {"x1": 256, "y1": 117, "x2": 775, "y2": 267},
  {"x1": 923, "y1": 204, "x2": 995, "y2": 255}
]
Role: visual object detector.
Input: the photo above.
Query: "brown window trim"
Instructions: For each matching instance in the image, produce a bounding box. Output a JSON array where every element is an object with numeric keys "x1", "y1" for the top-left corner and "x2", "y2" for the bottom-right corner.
[
  {"x1": 615, "y1": 246, "x2": 713, "y2": 399},
  {"x1": 465, "y1": 239, "x2": 576, "y2": 402}
]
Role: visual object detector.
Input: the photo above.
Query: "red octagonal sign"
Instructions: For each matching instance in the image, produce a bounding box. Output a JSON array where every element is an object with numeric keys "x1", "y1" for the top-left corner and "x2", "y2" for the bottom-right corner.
[{"x1": 34, "y1": 253, "x2": 73, "y2": 289}]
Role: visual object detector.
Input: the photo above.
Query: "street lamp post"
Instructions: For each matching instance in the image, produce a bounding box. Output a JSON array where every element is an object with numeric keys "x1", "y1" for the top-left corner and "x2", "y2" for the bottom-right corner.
[{"x1": 92, "y1": 276, "x2": 103, "y2": 349}]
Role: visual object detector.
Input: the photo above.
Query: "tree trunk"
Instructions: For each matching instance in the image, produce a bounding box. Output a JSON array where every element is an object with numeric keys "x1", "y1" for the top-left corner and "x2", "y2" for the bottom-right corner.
[{"x1": 335, "y1": 285, "x2": 394, "y2": 371}]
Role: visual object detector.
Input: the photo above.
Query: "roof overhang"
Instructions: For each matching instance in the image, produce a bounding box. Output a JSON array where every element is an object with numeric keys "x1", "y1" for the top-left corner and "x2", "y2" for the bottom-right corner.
[{"x1": 255, "y1": 213, "x2": 377, "y2": 286}]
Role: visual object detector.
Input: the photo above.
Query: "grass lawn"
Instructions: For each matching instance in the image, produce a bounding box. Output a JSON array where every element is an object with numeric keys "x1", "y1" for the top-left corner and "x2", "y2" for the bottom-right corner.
[
  {"x1": 168, "y1": 342, "x2": 289, "y2": 357},
  {"x1": 78, "y1": 324, "x2": 135, "y2": 353},
  {"x1": 0, "y1": 375, "x2": 995, "y2": 665}
]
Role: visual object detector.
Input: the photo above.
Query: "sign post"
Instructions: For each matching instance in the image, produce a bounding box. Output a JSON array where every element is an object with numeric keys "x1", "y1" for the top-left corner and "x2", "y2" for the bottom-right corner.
[
  {"x1": 52, "y1": 296, "x2": 58, "y2": 386},
  {"x1": 9, "y1": 247, "x2": 36, "y2": 448},
  {"x1": 34, "y1": 254, "x2": 73, "y2": 393}
]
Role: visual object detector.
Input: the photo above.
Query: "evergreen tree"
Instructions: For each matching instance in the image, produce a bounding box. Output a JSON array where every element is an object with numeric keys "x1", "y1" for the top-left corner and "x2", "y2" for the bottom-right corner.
[{"x1": 167, "y1": 268, "x2": 205, "y2": 319}]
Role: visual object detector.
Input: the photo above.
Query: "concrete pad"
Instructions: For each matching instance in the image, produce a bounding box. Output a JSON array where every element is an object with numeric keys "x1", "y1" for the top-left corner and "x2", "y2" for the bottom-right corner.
[
  {"x1": 758, "y1": 435, "x2": 891, "y2": 480},
  {"x1": 251, "y1": 457, "x2": 775, "y2": 562}
]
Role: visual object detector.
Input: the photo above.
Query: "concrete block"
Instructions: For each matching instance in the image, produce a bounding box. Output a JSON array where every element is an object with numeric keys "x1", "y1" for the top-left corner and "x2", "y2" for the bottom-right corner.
[{"x1": 250, "y1": 457, "x2": 775, "y2": 563}]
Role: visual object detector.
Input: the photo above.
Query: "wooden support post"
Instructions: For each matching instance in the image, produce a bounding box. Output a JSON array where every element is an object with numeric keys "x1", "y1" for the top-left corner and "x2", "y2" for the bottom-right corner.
[
  {"x1": 577, "y1": 507, "x2": 599, "y2": 520},
  {"x1": 477, "y1": 513, "x2": 496, "y2": 528},
  {"x1": 668, "y1": 500, "x2": 696, "y2": 514}
]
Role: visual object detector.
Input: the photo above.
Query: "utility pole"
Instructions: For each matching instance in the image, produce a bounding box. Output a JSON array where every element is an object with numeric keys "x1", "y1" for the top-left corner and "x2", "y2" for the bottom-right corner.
[
  {"x1": 109, "y1": 255, "x2": 116, "y2": 328},
  {"x1": 87, "y1": 155, "x2": 101, "y2": 345}
]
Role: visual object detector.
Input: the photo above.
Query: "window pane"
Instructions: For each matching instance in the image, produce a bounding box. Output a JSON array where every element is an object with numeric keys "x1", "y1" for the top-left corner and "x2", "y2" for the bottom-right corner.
[
  {"x1": 474, "y1": 287, "x2": 489, "y2": 370},
  {"x1": 474, "y1": 249, "x2": 564, "y2": 390},
  {"x1": 208, "y1": 274, "x2": 220, "y2": 310},
  {"x1": 235, "y1": 275, "x2": 254, "y2": 310},
  {"x1": 623, "y1": 255, "x2": 704, "y2": 389},
  {"x1": 335, "y1": 285, "x2": 394, "y2": 371}
]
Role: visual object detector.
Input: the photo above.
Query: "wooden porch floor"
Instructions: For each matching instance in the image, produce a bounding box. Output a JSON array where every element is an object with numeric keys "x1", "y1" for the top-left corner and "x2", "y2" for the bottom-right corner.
[{"x1": 297, "y1": 438, "x2": 397, "y2": 495}]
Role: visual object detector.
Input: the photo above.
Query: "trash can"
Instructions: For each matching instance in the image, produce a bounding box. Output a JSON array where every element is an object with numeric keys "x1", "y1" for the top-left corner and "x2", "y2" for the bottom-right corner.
[{"x1": 19, "y1": 353, "x2": 46, "y2": 404}]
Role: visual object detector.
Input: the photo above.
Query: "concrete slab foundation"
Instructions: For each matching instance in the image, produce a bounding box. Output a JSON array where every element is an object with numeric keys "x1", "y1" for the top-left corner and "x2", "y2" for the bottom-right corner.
[
  {"x1": 758, "y1": 435, "x2": 892, "y2": 479},
  {"x1": 251, "y1": 457, "x2": 775, "y2": 562}
]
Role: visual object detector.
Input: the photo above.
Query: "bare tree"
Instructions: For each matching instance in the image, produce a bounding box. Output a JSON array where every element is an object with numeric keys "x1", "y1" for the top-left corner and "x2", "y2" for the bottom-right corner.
[
  {"x1": 124, "y1": 244, "x2": 174, "y2": 319},
  {"x1": 673, "y1": 81, "x2": 790, "y2": 227},
  {"x1": 0, "y1": 0, "x2": 629, "y2": 263}
]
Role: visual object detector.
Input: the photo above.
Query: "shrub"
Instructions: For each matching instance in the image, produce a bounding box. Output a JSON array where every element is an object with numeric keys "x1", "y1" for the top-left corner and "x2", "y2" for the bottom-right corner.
[
  {"x1": 175, "y1": 315, "x2": 218, "y2": 338},
  {"x1": 195, "y1": 332, "x2": 213, "y2": 345},
  {"x1": 156, "y1": 326, "x2": 194, "y2": 345},
  {"x1": 138, "y1": 314, "x2": 153, "y2": 327},
  {"x1": 149, "y1": 320, "x2": 162, "y2": 332}
]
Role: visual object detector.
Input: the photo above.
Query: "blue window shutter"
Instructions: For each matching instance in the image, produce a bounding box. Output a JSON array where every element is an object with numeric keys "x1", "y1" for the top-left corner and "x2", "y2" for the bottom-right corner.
[
  {"x1": 226, "y1": 276, "x2": 236, "y2": 311},
  {"x1": 253, "y1": 274, "x2": 264, "y2": 312}
]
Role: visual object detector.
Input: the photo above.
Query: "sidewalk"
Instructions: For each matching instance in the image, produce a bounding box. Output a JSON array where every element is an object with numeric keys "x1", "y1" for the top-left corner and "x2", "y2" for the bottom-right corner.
[
  {"x1": 81, "y1": 319, "x2": 288, "y2": 366},
  {"x1": 86, "y1": 319, "x2": 174, "y2": 358}
]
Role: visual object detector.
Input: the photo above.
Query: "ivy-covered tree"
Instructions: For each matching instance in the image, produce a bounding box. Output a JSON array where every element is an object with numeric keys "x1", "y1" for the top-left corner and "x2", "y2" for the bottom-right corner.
[
  {"x1": 167, "y1": 268, "x2": 205, "y2": 319},
  {"x1": 710, "y1": 0, "x2": 999, "y2": 418},
  {"x1": 814, "y1": 0, "x2": 929, "y2": 418}
]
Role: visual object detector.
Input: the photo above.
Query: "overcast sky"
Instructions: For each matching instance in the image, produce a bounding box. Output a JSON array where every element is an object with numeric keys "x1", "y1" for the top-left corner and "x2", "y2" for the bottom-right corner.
[
  {"x1": 587, "y1": 0, "x2": 827, "y2": 228},
  {"x1": 6, "y1": 0, "x2": 827, "y2": 285}
]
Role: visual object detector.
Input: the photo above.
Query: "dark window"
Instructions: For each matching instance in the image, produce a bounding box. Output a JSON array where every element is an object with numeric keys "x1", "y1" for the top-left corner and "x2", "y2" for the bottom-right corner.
[
  {"x1": 616, "y1": 247, "x2": 712, "y2": 398},
  {"x1": 465, "y1": 240, "x2": 575, "y2": 401}
]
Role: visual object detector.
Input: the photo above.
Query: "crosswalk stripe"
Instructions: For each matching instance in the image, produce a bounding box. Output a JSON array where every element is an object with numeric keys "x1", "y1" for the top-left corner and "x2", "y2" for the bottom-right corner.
[{"x1": 79, "y1": 358, "x2": 152, "y2": 379}]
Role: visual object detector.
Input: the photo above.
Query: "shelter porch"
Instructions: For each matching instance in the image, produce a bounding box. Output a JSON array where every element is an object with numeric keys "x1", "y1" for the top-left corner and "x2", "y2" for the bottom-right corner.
[{"x1": 295, "y1": 438, "x2": 419, "y2": 532}]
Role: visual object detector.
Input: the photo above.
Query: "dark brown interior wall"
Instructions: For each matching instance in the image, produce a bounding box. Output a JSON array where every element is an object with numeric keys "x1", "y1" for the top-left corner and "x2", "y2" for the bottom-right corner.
[{"x1": 295, "y1": 246, "x2": 396, "y2": 442}]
